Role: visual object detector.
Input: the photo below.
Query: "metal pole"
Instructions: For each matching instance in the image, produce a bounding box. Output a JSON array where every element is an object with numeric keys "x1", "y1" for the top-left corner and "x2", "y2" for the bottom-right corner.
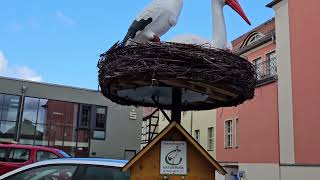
[
  {"x1": 171, "y1": 88, "x2": 182, "y2": 124},
  {"x1": 15, "y1": 85, "x2": 27, "y2": 142}
]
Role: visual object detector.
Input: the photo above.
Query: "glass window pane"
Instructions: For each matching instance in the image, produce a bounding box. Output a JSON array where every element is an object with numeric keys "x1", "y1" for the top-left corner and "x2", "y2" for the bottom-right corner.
[
  {"x1": 1, "y1": 95, "x2": 20, "y2": 122},
  {"x1": 46, "y1": 100, "x2": 78, "y2": 126},
  {"x1": 267, "y1": 51, "x2": 276, "y2": 60},
  {"x1": 0, "y1": 121, "x2": 16, "y2": 140},
  {"x1": 77, "y1": 128, "x2": 90, "y2": 145},
  {"x1": 194, "y1": 130, "x2": 200, "y2": 142},
  {"x1": 207, "y1": 127, "x2": 214, "y2": 150},
  {"x1": 36, "y1": 151, "x2": 58, "y2": 162},
  {"x1": 58, "y1": 125, "x2": 77, "y2": 157},
  {"x1": 0, "y1": 147, "x2": 10, "y2": 162},
  {"x1": 0, "y1": 94, "x2": 4, "y2": 119},
  {"x1": 37, "y1": 99, "x2": 48, "y2": 124},
  {"x1": 22, "y1": 97, "x2": 39, "y2": 124},
  {"x1": 8, "y1": 148, "x2": 30, "y2": 163},
  {"x1": 95, "y1": 107, "x2": 106, "y2": 129},
  {"x1": 20, "y1": 122, "x2": 36, "y2": 139},
  {"x1": 225, "y1": 120, "x2": 233, "y2": 148},
  {"x1": 93, "y1": 130, "x2": 105, "y2": 140},
  {"x1": 0, "y1": 148, "x2": 6, "y2": 159},
  {"x1": 82, "y1": 166, "x2": 130, "y2": 180},
  {"x1": 80, "y1": 105, "x2": 91, "y2": 127},
  {"x1": 48, "y1": 125, "x2": 64, "y2": 147},
  {"x1": 5, "y1": 165, "x2": 77, "y2": 180},
  {"x1": 34, "y1": 124, "x2": 49, "y2": 146}
]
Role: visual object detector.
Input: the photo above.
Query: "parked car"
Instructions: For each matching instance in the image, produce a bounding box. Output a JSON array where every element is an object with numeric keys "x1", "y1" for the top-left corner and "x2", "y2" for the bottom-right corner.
[
  {"x1": 0, "y1": 141, "x2": 71, "y2": 175},
  {"x1": 0, "y1": 158, "x2": 130, "y2": 180}
]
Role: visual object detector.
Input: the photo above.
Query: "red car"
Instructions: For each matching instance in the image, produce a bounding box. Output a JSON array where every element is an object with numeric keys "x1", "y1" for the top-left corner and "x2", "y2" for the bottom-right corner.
[{"x1": 0, "y1": 141, "x2": 71, "y2": 175}]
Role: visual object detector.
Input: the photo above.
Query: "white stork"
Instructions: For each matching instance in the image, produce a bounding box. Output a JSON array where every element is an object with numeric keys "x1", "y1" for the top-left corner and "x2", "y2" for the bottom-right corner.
[
  {"x1": 171, "y1": 0, "x2": 251, "y2": 50},
  {"x1": 122, "y1": 0, "x2": 183, "y2": 46}
]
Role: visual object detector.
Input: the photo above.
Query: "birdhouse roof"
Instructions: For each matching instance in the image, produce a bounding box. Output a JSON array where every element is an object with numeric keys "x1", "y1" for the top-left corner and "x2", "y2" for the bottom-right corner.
[{"x1": 122, "y1": 121, "x2": 227, "y2": 175}]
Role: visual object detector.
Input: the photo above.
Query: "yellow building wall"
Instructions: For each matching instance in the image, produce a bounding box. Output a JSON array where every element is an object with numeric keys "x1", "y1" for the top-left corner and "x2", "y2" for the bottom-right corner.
[{"x1": 158, "y1": 110, "x2": 216, "y2": 158}]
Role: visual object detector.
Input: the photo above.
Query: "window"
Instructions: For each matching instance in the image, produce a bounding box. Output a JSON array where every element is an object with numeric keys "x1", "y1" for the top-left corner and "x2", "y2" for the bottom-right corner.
[
  {"x1": 93, "y1": 107, "x2": 107, "y2": 140},
  {"x1": 0, "y1": 94, "x2": 3, "y2": 114},
  {"x1": 0, "y1": 94, "x2": 20, "y2": 140},
  {"x1": 20, "y1": 98, "x2": 84, "y2": 157},
  {"x1": 8, "y1": 148, "x2": 30, "y2": 163},
  {"x1": 5, "y1": 165, "x2": 77, "y2": 180},
  {"x1": 207, "y1": 127, "x2": 214, "y2": 151},
  {"x1": 0, "y1": 148, "x2": 6, "y2": 158},
  {"x1": 1, "y1": 95, "x2": 20, "y2": 122},
  {"x1": 253, "y1": 57, "x2": 263, "y2": 68},
  {"x1": 80, "y1": 105, "x2": 91, "y2": 128},
  {"x1": 0, "y1": 147, "x2": 10, "y2": 162},
  {"x1": 266, "y1": 51, "x2": 276, "y2": 61},
  {"x1": 266, "y1": 51, "x2": 277, "y2": 77},
  {"x1": 21, "y1": 98, "x2": 80, "y2": 148},
  {"x1": 194, "y1": 130, "x2": 200, "y2": 143},
  {"x1": 253, "y1": 57, "x2": 263, "y2": 80},
  {"x1": 235, "y1": 118, "x2": 239, "y2": 148},
  {"x1": 36, "y1": 150, "x2": 59, "y2": 162},
  {"x1": 37, "y1": 99, "x2": 48, "y2": 124},
  {"x1": 21, "y1": 97, "x2": 39, "y2": 138},
  {"x1": 225, "y1": 120, "x2": 233, "y2": 148},
  {"x1": 244, "y1": 32, "x2": 264, "y2": 47},
  {"x1": 95, "y1": 107, "x2": 106, "y2": 129},
  {"x1": 82, "y1": 165, "x2": 130, "y2": 180}
]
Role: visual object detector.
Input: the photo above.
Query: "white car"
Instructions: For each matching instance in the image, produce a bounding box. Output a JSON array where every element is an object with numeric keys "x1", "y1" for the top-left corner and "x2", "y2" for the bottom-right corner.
[{"x1": 0, "y1": 158, "x2": 130, "y2": 180}]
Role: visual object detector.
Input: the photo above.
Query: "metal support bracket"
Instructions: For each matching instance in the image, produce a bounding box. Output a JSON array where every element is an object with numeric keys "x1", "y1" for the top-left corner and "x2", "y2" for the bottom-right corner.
[{"x1": 151, "y1": 96, "x2": 172, "y2": 123}]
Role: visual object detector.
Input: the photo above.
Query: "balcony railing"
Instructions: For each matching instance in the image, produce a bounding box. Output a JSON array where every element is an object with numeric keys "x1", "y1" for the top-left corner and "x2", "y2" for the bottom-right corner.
[{"x1": 254, "y1": 57, "x2": 277, "y2": 86}]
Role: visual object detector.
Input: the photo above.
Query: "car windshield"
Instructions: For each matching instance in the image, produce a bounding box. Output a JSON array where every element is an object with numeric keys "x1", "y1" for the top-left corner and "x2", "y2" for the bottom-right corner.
[
  {"x1": 56, "y1": 150, "x2": 72, "y2": 158},
  {"x1": 82, "y1": 165, "x2": 130, "y2": 180},
  {"x1": 5, "y1": 165, "x2": 77, "y2": 180}
]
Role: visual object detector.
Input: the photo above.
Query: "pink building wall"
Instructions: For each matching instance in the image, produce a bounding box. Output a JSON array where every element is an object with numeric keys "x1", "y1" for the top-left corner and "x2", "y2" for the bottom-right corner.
[
  {"x1": 216, "y1": 43, "x2": 279, "y2": 163},
  {"x1": 288, "y1": 0, "x2": 320, "y2": 164}
]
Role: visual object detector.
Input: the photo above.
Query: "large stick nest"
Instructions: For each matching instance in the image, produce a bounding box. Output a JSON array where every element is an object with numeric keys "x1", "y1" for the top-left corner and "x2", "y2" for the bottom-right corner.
[{"x1": 98, "y1": 42, "x2": 256, "y2": 111}]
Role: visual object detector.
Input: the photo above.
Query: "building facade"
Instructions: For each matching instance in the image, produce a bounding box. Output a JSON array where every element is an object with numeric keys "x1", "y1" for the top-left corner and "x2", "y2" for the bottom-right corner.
[
  {"x1": 217, "y1": 0, "x2": 320, "y2": 179},
  {"x1": 0, "y1": 76, "x2": 142, "y2": 160},
  {"x1": 216, "y1": 18, "x2": 278, "y2": 180},
  {"x1": 142, "y1": 108, "x2": 217, "y2": 158},
  {"x1": 268, "y1": 0, "x2": 320, "y2": 179}
]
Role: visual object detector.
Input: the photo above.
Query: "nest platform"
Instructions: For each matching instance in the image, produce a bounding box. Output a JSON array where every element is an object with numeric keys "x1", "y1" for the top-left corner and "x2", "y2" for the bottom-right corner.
[{"x1": 98, "y1": 42, "x2": 256, "y2": 111}]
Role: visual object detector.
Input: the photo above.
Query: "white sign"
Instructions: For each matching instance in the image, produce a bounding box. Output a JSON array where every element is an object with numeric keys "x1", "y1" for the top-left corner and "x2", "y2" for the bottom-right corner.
[
  {"x1": 160, "y1": 141, "x2": 187, "y2": 175},
  {"x1": 129, "y1": 109, "x2": 137, "y2": 120}
]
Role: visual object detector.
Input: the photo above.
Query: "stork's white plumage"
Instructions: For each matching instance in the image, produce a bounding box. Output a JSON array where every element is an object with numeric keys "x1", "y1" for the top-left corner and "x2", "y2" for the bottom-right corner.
[
  {"x1": 171, "y1": 34, "x2": 213, "y2": 48},
  {"x1": 171, "y1": 0, "x2": 250, "y2": 50},
  {"x1": 122, "y1": 0, "x2": 183, "y2": 46}
]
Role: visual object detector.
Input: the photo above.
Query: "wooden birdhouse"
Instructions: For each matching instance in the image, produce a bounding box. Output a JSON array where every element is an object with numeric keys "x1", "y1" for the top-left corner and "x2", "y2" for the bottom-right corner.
[{"x1": 122, "y1": 122, "x2": 226, "y2": 179}]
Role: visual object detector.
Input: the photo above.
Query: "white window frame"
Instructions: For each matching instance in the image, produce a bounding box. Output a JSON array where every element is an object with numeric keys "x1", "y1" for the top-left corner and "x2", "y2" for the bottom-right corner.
[
  {"x1": 207, "y1": 127, "x2": 214, "y2": 151},
  {"x1": 224, "y1": 120, "x2": 233, "y2": 148},
  {"x1": 245, "y1": 33, "x2": 264, "y2": 46}
]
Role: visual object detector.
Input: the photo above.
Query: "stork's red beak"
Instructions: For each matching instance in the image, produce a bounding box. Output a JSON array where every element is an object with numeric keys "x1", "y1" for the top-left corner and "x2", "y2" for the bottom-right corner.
[{"x1": 225, "y1": 0, "x2": 251, "y2": 25}]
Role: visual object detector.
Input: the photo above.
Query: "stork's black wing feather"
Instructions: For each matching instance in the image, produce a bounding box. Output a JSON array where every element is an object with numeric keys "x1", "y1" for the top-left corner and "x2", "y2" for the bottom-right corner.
[{"x1": 121, "y1": 18, "x2": 153, "y2": 45}]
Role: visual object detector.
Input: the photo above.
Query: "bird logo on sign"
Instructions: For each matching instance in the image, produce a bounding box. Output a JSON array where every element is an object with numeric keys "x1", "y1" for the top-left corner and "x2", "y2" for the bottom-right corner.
[{"x1": 165, "y1": 146, "x2": 183, "y2": 166}]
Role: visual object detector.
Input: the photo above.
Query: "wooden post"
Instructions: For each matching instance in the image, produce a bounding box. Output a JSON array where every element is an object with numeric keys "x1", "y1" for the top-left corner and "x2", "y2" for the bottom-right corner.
[{"x1": 171, "y1": 88, "x2": 182, "y2": 124}]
